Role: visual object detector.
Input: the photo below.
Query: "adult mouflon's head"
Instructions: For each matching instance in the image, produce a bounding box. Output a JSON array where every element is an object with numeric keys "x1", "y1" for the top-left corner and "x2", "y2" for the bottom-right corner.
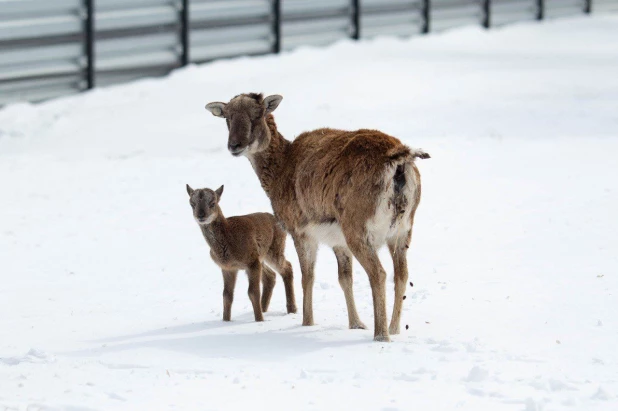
[
  {"x1": 186, "y1": 184, "x2": 224, "y2": 225},
  {"x1": 205, "y1": 93, "x2": 282, "y2": 157}
]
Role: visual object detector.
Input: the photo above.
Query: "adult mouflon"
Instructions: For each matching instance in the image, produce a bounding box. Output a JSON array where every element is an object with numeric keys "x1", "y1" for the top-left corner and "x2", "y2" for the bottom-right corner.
[
  {"x1": 205, "y1": 93, "x2": 429, "y2": 341},
  {"x1": 187, "y1": 184, "x2": 297, "y2": 322}
]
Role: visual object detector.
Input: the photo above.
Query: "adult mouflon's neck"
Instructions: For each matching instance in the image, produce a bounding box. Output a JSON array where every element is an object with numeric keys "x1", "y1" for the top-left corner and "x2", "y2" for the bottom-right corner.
[{"x1": 248, "y1": 114, "x2": 291, "y2": 198}]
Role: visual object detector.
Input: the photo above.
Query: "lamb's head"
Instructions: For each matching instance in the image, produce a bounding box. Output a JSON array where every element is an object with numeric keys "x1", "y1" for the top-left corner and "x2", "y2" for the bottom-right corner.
[
  {"x1": 205, "y1": 93, "x2": 282, "y2": 157},
  {"x1": 186, "y1": 184, "x2": 224, "y2": 226}
]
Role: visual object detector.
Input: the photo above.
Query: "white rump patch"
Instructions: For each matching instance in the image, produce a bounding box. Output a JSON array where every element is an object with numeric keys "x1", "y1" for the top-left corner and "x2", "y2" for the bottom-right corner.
[{"x1": 366, "y1": 163, "x2": 418, "y2": 247}]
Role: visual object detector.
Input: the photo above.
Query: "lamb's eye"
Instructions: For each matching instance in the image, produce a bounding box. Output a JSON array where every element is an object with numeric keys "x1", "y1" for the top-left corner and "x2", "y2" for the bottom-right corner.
[{"x1": 209, "y1": 202, "x2": 215, "y2": 208}]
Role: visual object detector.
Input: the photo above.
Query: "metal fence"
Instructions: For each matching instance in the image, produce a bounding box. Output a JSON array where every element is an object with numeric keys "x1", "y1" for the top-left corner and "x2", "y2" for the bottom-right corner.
[{"x1": 1, "y1": 0, "x2": 617, "y2": 105}]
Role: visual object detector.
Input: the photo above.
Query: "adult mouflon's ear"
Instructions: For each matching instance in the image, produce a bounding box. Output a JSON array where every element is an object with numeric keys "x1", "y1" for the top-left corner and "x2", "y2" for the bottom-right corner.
[
  {"x1": 186, "y1": 184, "x2": 194, "y2": 196},
  {"x1": 205, "y1": 102, "x2": 226, "y2": 118},
  {"x1": 263, "y1": 94, "x2": 282, "y2": 115},
  {"x1": 215, "y1": 185, "x2": 224, "y2": 200}
]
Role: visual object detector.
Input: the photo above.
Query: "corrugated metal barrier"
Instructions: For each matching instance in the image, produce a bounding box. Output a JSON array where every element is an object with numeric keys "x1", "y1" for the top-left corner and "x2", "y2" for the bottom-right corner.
[{"x1": 1, "y1": 0, "x2": 616, "y2": 105}]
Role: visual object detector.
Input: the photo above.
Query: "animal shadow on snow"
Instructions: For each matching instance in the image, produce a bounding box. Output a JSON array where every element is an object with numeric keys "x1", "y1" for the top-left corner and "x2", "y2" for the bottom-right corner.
[{"x1": 70, "y1": 313, "x2": 367, "y2": 361}]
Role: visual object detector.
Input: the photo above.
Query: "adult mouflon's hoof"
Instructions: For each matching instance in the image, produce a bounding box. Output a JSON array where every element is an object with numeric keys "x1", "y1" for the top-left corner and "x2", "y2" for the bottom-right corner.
[{"x1": 374, "y1": 334, "x2": 391, "y2": 342}]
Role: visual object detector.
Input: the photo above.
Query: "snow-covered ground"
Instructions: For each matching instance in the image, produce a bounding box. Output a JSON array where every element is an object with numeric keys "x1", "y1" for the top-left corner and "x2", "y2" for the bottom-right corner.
[{"x1": 1, "y1": 15, "x2": 618, "y2": 411}]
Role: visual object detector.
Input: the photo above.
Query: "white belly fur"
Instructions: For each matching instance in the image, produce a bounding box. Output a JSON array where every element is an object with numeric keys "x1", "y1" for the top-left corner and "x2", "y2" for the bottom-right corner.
[{"x1": 302, "y1": 222, "x2": 347, "y2": 247}]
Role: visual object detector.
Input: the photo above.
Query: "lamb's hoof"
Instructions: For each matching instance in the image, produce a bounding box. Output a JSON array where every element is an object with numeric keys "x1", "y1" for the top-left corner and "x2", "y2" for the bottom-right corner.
[
  {"x1": 302, "y1": 319, "x2": 315, "y2": 326},
  {"x1": 374, "y1": 334, "x2": 391, "y2": 342},
  {"x1": 350, "y1": 321, "x2": 367, "y2": 330},
  {"x1": 287, "y1": 305, "x2": 298, "y2": 314},
  {"x1": 389, "y1": 326, "x2": 401, "y2": 335}
]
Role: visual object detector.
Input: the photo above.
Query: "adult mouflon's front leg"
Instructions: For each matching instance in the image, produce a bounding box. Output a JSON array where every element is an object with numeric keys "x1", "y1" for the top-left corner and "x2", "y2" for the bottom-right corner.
[{"x1": 292, "y1": 234, "x2": 318, "y2": 326}]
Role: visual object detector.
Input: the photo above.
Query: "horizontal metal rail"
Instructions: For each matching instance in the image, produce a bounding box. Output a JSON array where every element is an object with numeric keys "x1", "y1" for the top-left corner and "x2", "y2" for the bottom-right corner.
[{"x1": 0, "y1": 0, "x2": 615, "y2": 105}]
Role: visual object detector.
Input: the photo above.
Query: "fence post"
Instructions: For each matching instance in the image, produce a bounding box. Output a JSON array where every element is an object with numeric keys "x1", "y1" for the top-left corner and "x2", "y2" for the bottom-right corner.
[
  {"x1": 536, "y1": 0, "x2": 544, "y2": 20},
  {"x1": 482, "y1": 0, "x2": 491, "y2": 29},
  {"x1": 83, "y1": 0, "x2": 94, "y2": 89},
  {"x1": 180, "y1": 0, "x2": 189, "y2": 65},
  {"x1": 422, "y1": 0, "x2": 430, "y2": 34},
  {"x1": 351, "y1": 0, "x2": 360, "y2": 40},
  {"x1": 584, "y1": 0, "x2": 591, "y2": 14},
  {"x1": 272, "y1": 0, "x2": 281, "y2": 53}
]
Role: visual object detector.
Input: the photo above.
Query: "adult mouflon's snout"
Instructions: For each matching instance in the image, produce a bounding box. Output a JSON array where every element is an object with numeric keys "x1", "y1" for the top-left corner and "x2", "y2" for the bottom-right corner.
[
  {"x1": 227, "y1": 116, "x2": 251, "y2": 156},
  {"x1": 228, "y1": 141, "x2": 244, "y2": 155}
]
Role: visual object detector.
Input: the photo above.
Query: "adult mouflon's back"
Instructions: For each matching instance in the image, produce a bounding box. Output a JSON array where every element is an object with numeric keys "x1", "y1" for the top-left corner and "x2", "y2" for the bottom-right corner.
[{"x1": 205, "y1": 93, "x2": 429, "y2": 341}]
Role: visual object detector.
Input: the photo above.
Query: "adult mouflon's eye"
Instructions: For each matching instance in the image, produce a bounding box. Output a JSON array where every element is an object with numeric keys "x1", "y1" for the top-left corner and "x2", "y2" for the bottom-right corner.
[{"x1": 209, "y1": 202, "x2": 215, "y2": 208}]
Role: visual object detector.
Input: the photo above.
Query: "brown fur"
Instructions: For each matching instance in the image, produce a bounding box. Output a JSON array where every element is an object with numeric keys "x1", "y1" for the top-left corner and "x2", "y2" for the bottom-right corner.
[
  {"x1": 205, "y1": 94, "x2": 429, "y2": 341},
  {"x1": 187, "y1": 184, "x2": 297, "y2": 322}
]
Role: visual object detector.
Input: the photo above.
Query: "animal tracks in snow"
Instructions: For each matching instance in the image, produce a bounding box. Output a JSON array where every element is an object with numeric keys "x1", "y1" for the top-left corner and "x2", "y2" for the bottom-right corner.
[{"x1": 0, "y1": 349, "x2": 54, "y2": 366}]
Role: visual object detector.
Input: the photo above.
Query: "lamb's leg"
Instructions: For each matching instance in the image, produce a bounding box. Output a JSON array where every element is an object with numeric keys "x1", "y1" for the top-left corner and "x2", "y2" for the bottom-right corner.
[
  {"x1": 292, "y1": 234, "x2": 317, "y2": 326},
  {"x1": 222, "y1": 270, "x2": 238, "y2": 321},
  {"x1": 260, "y1": 264, "x2": 277, "y2": 312},
  {"x1": 246, "y1": 262, "x2": 264, "y2": 322},
  {"x1": 333, "y1": 246, "x2": 366, "y2": 330},
  {"x1": 266, "y1": 256, "x2": 297, "y2": 314},
  {"x1": 345, "y1": 235, "x2": 389, "y2": 342},
  {"x1": 387, "y1": 231, "x2": 412, "y2": 335}
]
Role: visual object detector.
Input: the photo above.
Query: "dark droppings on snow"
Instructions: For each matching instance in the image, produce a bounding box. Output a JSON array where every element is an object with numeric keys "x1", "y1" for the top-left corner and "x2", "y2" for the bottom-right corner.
[
  {"x1": 403, "y1": 295, "x2": 407, "y2": 300},
  {"x1": 405, "y1": 325, "x2": 409, "y2": 330},
  {"x1": 409, "y1": 282, "x2": 413, "y2": 287}
]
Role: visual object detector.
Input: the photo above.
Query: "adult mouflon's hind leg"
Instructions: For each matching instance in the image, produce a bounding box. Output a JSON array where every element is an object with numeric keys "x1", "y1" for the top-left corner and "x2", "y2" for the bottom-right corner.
[
  {"x1": 387, "y1": 230, "x2": 411, "y2": 334},
  {"x1": 333, "y1": 246, "x2": 366, "y2": 329},
  {"x1": 344, "y1": 233, "x2": 389, "y2": 342}
]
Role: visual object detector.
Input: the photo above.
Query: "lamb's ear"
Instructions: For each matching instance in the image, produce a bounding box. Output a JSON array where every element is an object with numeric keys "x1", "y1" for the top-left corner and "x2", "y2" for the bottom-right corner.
[
  {"x1": 263, "y1": 95, "x2": 283, "y2": 115},
  {"x1": 215, "y1": 185, "x2": 224, "y2": 200},
  {"x1": 205, "y1": 102, "x2": 226, "y2": 118},
  {"x1": 186, "y1": 184, "x2": 194, "y2": 196}
]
